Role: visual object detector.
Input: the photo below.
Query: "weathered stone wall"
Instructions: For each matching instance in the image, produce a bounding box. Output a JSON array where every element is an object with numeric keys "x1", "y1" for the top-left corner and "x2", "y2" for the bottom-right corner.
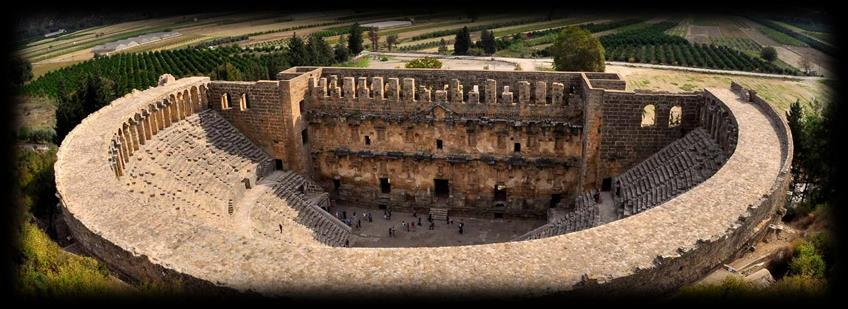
[
  {"x1": 301, "y1": 68, "x2": 588, "y2": 216},
  {"x1": 597, "y1": 91, "x2": 703, "y2": 179},
  {"x1": 278, "y1": 68, "x2": 323, "y2": 175},
  {"x1": 588, "y1": 79, "x2": 626, "y2": 90},
  {"x1": 304, "y1": 67, "x2": 588, "y2": 104},
  {"x1": 206, "y1": 80, "x2": 287, "y2": 161},
  {"x1": 313, "y1": 152, "x2": 580, "y2": 217}
]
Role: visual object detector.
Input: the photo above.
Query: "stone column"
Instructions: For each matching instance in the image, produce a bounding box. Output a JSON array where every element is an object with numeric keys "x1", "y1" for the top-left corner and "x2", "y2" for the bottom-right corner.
[
  {"x1": 371, "y1": 77, "x2": 384, "y2": 100},
  {"x1": 402, "y1": 78, "x2": 416, "y2": 102},
  {"x1": 357, "y1": 77, "x2": 370, "y2": 101},
  {"x1": 342, "y1": 77, "x2": 356, "y2": 100},
  {"x1": 318, "y1": 77, "x2": 328, "y2": 98},
  {"x1": 517, "y1": 81, "x2": 531, "y2": 105},
  {"x1": 502, "y1": 86, "x2": 513, "y2": 104},
  {"x1": 386, "y1": 78, "x2": 400, "y2": 101},
  {"x1": 551, "y1": 82, "x2": 565, "y2": 105},
  {"x1": 468, "y1": 85, "x2": 480, "y2": 104},
  {"x1": 449, "y1": 79, "x2": 463, "y2": 103},
  {"x1": 329, "y1": 75, "x2": 340, "y2": 98},
  {"x1": 418, "y1": 86, "x2": 431, "y2": 102},
  {"x1": 484, "y1": 79, "x2": 497, "y2": 104},
  {"x1": 534, "y1": 81, "x2": 547, "y2": 105}
]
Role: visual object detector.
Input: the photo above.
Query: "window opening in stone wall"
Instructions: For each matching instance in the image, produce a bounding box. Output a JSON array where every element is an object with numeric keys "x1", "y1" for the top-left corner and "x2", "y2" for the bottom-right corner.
[
  {"x1": 240, "y1": 93, "x2": 250, "y2": 111},
  {"x1": 550, "y1": 193, "x2": 562, "y2": 208},
  {"x1": 641, "y1": 104, "x2": 656, "y2": 127},
  {"x1": 275, "y1": 159, "x2": 283, "y2": 170},
  {"x1": 242, "y1": 178, "x2": 251, "y2": 190},
  {"x1": 436, "y1": 139, "x2": 443, "y2": 150},
  {"x1": 221, "y1": 93, "x2": 231, "y2": 110},
  {"x1": 669, "y1": 105, "x2": 682, "y2": 127},
  {"x1": 299, "y1": 100, "x2": 304, "y2": 114},
  {"x1": 301, "y1": 129, "x2": 309, "y2": 144},
  {"x1": 514, "y1": 143, "x2": 521, "y2": 153},
  {"x1": 333, "y1": 179, "x2": 341, "y2": 191},
  {"x1": 380, "y1": 178, "x2": 391, "y2": 194},
  {"x1": 365, "y1": 135, "x2": 371, "y2": 145}
]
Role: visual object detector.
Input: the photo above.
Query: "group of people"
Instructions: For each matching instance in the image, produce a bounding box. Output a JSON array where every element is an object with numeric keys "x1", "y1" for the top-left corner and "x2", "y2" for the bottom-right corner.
[
  {"x1": 334, "y1": 209, "x2": 373, "y2": 229},
  {"x1": 327, "y1": 205, "x2": 468, "y2": 238}
]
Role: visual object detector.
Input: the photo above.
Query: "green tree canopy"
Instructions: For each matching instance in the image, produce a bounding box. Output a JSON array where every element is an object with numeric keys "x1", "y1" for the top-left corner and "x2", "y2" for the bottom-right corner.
[
  {"x1": 334, "y1": 38, "x2": 350, "y2": 63},
  {"x1": 480, "y1": 29, "x2": 496, "y2": 55},
  {"x1": 212, "y1": 62, "x2": 243, "y2": 81},
  {"x1": 287, "y1": 34, "x2": 309, "y2": 66},
  {"x1": 347, "y1": 23, "x2": 364, "y2": 55},
  {"x1": 551, "y1": 26, "x2": 605, "y2": 72},
  {"x1": 10, "y1": 56, "x2": 33, "y2": 89},
  {"x1": 761, "y1": 46, "x2": 778, "y2": 62},
  {"x1": 453, "y1": 26, "x2": 471, "y2": 55}
]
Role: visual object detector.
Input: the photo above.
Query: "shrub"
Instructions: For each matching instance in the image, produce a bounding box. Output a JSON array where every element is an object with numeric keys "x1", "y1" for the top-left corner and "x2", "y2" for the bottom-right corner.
[
  {"x1": 788, "y1": 239, "x2": 826, "y2": 278},
  {"x1": 379, "y1": 56, "x2": 389, "y2": 62},
  {"x1": 18, "y1": 127, "x2": 57, "y2": 144},
  {"x1": 405, "y1": 57, "x2": 442, "y2": 69},
  {"x1": 468, "y1": 47, "x2": 484, "y2": 56},
  {"x1": 760, "y1": 46, "x2": 778, "y2": 62},
  {"x1": 677, "y1": 276, "x2": 757, "y2": 299}
]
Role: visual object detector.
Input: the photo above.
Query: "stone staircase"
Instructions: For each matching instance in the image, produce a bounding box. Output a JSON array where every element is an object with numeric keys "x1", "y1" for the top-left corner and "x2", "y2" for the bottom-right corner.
[{"x1": 429, "y1": 207, "x2": 448, "y2": 221}]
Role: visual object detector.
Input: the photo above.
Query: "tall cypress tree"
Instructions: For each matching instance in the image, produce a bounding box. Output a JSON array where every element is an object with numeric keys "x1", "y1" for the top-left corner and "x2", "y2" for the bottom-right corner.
[
  {"x1": 453, "y1": 26, "x2": 471, "y2": 55},
  {"x1": 787, "y1": 99, "x2": 805, "y2": 186},
  {"x1": 481, "y1": 30, "x2": 496, "y2": 55},
  {"x1": 288, "y1": 34, "x2": 309, "y2": 66},
  {"x1": 348, "y1": 23, "x2": 364, "y2": 55}
]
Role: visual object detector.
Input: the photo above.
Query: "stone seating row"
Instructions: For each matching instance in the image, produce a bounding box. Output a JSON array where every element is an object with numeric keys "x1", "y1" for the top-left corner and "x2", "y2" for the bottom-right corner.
[
  {"x1": 516, "y1": 190, "x2": 600, "y2": 240},
  {"x1": 614, "y1": 128, "x2": 727, "y2": 216},
  {"x1": 123, "y1": 110, "x2": 274, "y2": 222}
]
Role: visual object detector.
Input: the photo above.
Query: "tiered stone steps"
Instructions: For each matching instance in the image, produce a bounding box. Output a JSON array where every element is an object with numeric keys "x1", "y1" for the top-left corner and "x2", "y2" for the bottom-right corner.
[
  {"x1": 613, "y1": 128, "x2": 727, "y2": 216},
  {"x1": 250, "y1": 170, "x2": 351, "y2": 247},
  {"x1": 122, "y1": 110, "x2": 273, "y2": 223},
  {"x1": 515, "y1": 190, "x2": 600, "y2": 241},
  {"x1": 429, "y1": 207, "x2": 448, "y2": 221}
]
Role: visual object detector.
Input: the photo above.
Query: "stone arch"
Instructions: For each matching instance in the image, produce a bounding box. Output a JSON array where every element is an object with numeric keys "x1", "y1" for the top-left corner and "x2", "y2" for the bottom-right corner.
[
  {"x1": 641, "y1": 104, "x2": 656, "y2": 127},
  {"x1": 190, "y1": 86, "x2": 200, "y2": 113},
  {"x1": 160, "y1": 100, "x2": 172, "y2": 128},
  {"x1": 668, "y1": 105, "x2": 682, "y2": 127},
  {"x1": 182, "y1": 89, "x2": 191, "y2": 117}
]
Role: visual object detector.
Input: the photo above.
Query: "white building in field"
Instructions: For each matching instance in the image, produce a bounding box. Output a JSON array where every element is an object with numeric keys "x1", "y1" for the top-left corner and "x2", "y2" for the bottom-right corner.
[
  {"x1": 44, "y1": 29, "x2": 66, "y2": 38},
  {"x1": 361, "y1": 20, "x2": 413, "y2": 29},
  {"x1": 92, "y1": 31, "x2": 182, "y2": 56}
]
